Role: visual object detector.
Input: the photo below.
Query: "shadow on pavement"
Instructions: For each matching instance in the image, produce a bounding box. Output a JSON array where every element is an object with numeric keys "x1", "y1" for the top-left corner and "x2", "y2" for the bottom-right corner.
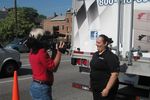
[
  {"x1": 0, "y1": 68, "x2": 32, "y2": 79},
  {"x1": 18, "y1": 68, "x2": 32, "y2": 76}
]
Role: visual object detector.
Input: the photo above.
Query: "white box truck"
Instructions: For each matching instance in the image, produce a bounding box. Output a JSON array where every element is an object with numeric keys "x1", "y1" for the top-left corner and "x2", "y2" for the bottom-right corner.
[{"x1": 71, "y1": 0, "x2": 150, "y2": 99}]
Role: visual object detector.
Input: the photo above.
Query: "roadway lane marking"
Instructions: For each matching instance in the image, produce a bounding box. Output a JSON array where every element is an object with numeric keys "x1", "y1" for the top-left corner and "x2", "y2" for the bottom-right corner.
[
  {"x1": 22, "y1": 60, "x2": 70, "y2": 67},
  {"x1": 61, "y1": 60, "x2": 70, "y2": 63},
  {"x1": 0, "y1": 76, "x2": 32, "y2": 84},
  {"x1": 22, "y1": 64, "x2": 30, "y2": 67},
  {"x1": 0, "y1": 60, "x2": 71, "y2": 84}
]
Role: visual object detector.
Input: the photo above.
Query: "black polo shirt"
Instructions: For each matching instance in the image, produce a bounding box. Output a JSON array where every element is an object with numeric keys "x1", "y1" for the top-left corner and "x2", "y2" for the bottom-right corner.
[{"x1": 90, "y1": 49, "x2": 120, "y2": 92}]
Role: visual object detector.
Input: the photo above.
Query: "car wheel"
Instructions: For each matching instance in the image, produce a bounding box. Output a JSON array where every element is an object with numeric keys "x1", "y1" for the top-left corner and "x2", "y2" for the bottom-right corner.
[{"x1": 1, "y1": 62, "x2": 17, "y2": 76}]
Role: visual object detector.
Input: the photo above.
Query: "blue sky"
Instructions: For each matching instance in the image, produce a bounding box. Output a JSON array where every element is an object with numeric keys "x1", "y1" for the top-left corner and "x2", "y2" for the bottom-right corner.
[{"x1": 0, "y1": 0, "x2": 72, "y2": 17}]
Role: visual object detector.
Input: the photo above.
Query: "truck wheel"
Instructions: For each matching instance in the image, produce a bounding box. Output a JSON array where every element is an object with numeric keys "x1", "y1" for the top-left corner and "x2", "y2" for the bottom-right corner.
[
  {"x1": 1, "y1": 62, "x2": 17, "y2": 76},
  {"x1": 71, "y1": 58, "x2": 77, "y2": 65}
]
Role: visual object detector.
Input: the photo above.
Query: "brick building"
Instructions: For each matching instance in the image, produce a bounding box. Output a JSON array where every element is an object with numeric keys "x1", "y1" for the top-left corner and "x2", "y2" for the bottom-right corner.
[{"x1": 42, "y1": 10, "x2": 72, "y2": 42}]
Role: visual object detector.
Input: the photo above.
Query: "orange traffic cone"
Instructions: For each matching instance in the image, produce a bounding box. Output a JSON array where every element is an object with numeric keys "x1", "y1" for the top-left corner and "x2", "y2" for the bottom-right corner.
[{"x1": 12, "y1": 71, "x2": 20, "y2": 100}]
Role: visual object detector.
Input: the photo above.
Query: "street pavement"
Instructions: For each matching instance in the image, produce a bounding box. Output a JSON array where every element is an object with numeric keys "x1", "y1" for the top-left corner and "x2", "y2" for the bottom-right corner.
[{"x1": 0, "y1": 53, "x2": 92, "y2": 100}]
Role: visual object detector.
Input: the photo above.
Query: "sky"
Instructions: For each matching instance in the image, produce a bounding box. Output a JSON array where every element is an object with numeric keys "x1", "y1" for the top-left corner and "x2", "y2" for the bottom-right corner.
[{"x1": 0, "y1": 0, "x2": 72, "y2": 17}]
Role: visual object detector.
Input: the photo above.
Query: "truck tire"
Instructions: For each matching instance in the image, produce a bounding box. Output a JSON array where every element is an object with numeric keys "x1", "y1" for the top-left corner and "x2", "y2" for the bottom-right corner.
[
  {"x1": 1, "y1": 61, "x2": 17, "y2": 76},
  {"x1": 71, "y1": 58, "x2": 77, "y2": 65}
]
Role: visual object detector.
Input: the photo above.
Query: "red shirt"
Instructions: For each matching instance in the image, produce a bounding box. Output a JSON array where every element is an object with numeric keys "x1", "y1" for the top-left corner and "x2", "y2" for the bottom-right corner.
[{"x1": 29, "y1": 48, "x2": 56, "y2": 84}]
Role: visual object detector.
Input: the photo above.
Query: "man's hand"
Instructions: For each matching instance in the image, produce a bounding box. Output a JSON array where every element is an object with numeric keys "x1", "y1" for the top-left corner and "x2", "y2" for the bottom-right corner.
[
  {"x1": 101, "y1": 88, "x2": 109, "y2": 97},
  {"x1": 56, "y1": 41, "x2": 65, "y2": 54}
]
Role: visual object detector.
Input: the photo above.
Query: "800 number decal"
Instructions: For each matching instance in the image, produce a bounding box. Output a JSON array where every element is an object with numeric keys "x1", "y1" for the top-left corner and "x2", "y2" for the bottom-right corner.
[{"x1": 98, "y1": 0, "x2": 150, "y2": 6}]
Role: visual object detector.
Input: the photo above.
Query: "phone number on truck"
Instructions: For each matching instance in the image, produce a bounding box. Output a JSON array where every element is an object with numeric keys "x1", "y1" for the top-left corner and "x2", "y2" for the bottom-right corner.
[{"x1": 98, "y1": 0, "x2": 150, "y2": 6}]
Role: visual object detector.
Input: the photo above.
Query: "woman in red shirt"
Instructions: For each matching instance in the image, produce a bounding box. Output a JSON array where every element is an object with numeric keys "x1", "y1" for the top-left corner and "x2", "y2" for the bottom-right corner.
[{"x1": 26, "y1": 28, "x2": 64, "y2": 100}]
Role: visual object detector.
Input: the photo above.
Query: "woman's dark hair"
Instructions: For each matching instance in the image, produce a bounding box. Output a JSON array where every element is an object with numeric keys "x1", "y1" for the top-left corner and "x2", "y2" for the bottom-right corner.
[{"x1": 99, "y1": 34, "x2": 113, "y2": 46}]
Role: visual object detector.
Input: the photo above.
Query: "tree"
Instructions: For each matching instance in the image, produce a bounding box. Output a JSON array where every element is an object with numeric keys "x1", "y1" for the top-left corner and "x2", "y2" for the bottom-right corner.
[
  {"x1": 0, "y1": 7, "x2": 46, "y2": 43},
  {"x1": 38, "y1": 14, "x2": 47, "y2": 19}
]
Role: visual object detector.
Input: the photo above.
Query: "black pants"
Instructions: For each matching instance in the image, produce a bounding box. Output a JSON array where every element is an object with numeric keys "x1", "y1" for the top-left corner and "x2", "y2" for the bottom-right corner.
[{"x1": 92, "y1": 89, "x2": 117, "y2": 100}]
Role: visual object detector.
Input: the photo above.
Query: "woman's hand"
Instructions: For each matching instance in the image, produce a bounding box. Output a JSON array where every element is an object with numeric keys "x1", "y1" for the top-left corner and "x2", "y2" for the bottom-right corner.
[
  {"x1": 101, "y1": 88, "x2": 110, "y2": 97},
  {"x1": 101, "y1": 72, "x2": 119, "y2": 97}
]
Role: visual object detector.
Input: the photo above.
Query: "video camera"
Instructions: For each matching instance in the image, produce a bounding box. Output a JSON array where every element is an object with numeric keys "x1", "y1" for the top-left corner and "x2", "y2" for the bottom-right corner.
[
  {"x1": 25, "y1": 28, "x2": 71, "y2": 59},
  {"x1": 41, "y1": 31, "x2": 70, "y2": 58}
]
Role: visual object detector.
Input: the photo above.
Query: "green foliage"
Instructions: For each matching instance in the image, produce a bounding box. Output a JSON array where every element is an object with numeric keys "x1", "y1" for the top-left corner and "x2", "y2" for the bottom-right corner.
[{"x1": 0, "y1": 7, "x2": 46, "y2": 43}]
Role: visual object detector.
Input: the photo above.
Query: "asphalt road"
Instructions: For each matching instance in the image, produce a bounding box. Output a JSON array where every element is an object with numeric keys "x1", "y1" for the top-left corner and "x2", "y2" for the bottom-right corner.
[{"x1": 0, "y1": 53, "x2": 92, "y2": 100}]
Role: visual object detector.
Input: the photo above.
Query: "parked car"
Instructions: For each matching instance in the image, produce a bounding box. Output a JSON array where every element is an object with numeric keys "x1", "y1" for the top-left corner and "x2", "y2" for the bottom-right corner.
[
  {"x1": 0, "y1": 44, "x2": 21, "y2": 76},
  {"x1": 5, "y1": 38, "x2": 29, "y2": 53}
]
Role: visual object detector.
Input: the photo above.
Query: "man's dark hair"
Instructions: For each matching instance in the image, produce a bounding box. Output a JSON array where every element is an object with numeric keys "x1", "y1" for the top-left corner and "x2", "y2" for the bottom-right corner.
[{"x1": 26, "y1": 37, "x2": 44, "y2": 54}]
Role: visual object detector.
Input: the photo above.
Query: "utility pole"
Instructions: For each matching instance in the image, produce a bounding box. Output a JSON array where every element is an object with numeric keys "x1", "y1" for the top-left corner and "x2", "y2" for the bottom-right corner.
[{"x1": 14, "y1": 0, "x2": 18, "y2": 37}]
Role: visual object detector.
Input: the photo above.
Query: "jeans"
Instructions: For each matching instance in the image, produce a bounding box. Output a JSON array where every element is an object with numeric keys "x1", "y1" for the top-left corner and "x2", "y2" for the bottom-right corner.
[{"x1": 30, "y1": 81, "x2": 52, "y2": 100}]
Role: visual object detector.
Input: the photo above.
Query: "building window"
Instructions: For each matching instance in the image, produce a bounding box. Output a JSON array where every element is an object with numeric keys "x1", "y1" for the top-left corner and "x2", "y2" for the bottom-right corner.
[
  {"x1": 53, "y1": 26, "x2": 59, "y2": 33},
  {"x1": 66, "y1": 18, "x2": 69, "y2": 23},
  {"x1": 66, "y1": 26, "x2": 69, "y2": 33},
  {"x1": 62, "y1": 25, "x2": 64, "y2": 30},
  {"x1": 50, "y1": 26, "x2": 53, "y2": 31}
]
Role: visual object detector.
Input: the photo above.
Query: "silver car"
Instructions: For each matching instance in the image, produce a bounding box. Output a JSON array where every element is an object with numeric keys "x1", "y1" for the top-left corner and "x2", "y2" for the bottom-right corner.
[{"x1": 0, "y1": 44, "x2": 21, "y2": 76}]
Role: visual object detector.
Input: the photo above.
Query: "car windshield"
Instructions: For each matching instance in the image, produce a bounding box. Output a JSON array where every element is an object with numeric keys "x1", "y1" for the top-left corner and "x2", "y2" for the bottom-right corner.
[{"x1": 10, "y1": 38, "x2": 22, "y2": 44}]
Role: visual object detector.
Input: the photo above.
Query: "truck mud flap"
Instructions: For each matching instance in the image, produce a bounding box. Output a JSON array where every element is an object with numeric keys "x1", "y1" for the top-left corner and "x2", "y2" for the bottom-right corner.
[{"x1": 72, "y1": 82, "x2": 91, "y2": 91}]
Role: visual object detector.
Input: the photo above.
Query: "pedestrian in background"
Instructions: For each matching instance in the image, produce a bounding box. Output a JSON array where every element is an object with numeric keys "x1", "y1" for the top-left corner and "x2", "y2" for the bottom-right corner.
[
  {"x1": 90, "y1": 34, "x2": 120, "y2": 100},
  {"x1": 26, "y1": 28, "x2": 64, "y2": 100}
]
